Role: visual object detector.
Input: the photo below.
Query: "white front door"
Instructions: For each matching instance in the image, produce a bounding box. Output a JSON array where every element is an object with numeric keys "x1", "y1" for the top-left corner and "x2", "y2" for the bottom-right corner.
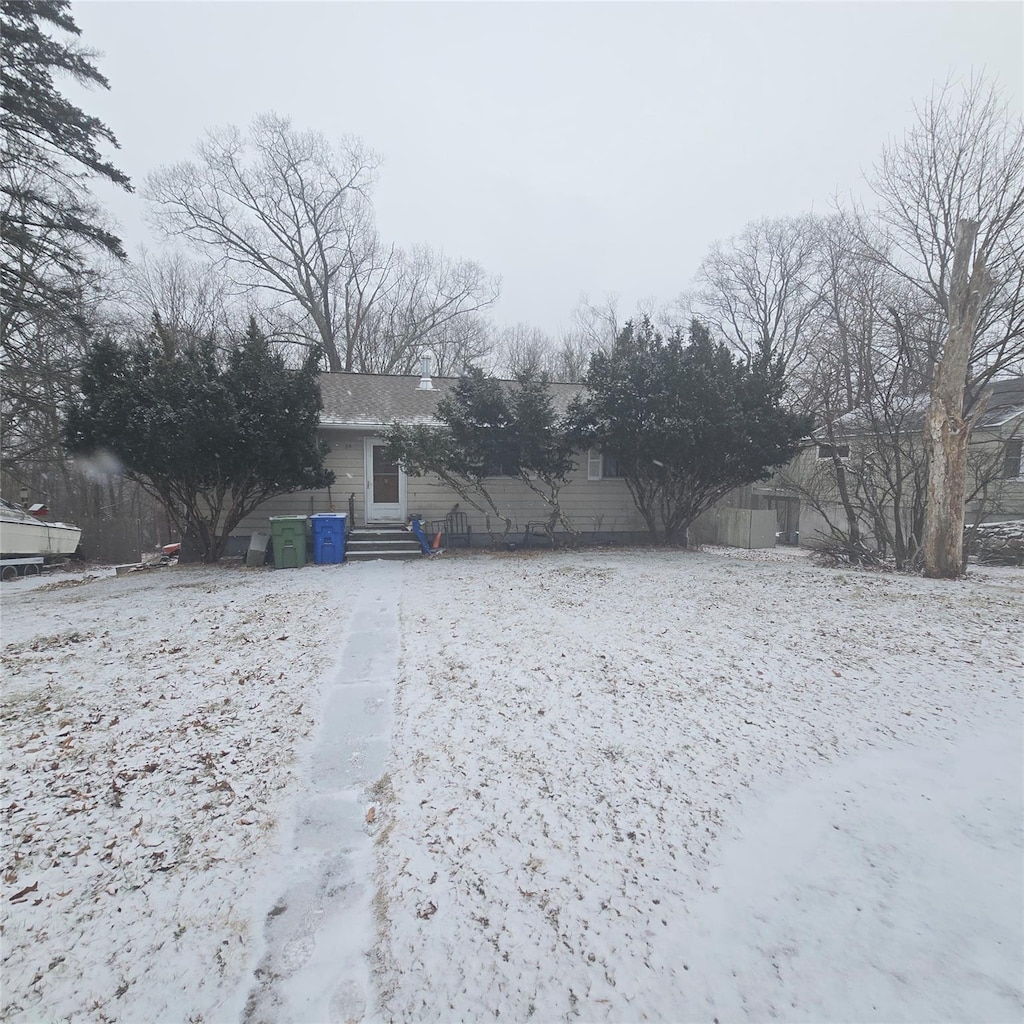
[{"x1": 364, "y1": 438, "x2": 407, "y2": 523}]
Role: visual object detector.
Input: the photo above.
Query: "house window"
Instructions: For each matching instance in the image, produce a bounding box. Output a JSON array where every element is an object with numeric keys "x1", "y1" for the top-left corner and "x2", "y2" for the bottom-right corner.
[
  {"x1": 483, "y1": 458, "x2": 515, "y2": 478},
  {"x1": 601, "y1": 455, "x2": 623, "y2": 478},
  {"x1": 587, "y1": 449, "x2": 623, "y2": 480},
  {"x1": 817, "y1": 444, "x2": 850, "y2": 460},
  {"x1": 1003, "y1": 439, "x2": 1023, "y2": 480}
]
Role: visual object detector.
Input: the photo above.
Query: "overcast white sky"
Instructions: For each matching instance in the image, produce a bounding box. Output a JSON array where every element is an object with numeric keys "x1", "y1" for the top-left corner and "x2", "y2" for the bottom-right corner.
[{"x1": 71, "y1": 1, "x2": 1023, "y2": 335}]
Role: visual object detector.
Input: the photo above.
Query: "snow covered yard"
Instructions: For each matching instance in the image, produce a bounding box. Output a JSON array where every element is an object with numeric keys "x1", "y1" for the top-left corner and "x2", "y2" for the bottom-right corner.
[
  {"x1": 1, "y1": 564, "x2": 351, "y2": 1023},
  {"x1": 374, "y1": 550, "x2": 1023, "y2": 1023},
  {"x1": 1, "y1": 550, "x2": 1021, "y2": 1023}
]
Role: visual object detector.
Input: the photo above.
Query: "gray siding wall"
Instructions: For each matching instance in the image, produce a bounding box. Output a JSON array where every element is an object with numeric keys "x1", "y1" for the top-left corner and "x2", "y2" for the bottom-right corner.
[
  {"x1": 233, "y1": 427, "x2": 647, "y2": 542},
  {"x1": 234, "y1": 428, "x2": 364, "y2": 529}
]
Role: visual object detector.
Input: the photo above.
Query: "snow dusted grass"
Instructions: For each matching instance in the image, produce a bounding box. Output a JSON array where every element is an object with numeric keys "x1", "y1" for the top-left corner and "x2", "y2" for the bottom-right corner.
[
  {"x1": 1, "y1": 550, "x2": 1021, "y2": 1023},
  {"x1": 1, "y1": 564, "x2": 346, "y2": 1023},
  {"x1": 377, "y1": 549, "x2": 1023, "y2": 1022}
]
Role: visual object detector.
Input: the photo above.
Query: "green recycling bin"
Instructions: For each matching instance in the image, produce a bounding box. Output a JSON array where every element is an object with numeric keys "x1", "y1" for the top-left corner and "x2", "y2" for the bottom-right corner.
[{"x1": 269, "y1": 515, "x2": 308, "y2": 569}]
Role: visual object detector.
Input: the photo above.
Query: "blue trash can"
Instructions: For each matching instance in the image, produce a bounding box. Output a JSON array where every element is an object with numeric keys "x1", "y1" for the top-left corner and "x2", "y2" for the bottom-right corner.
[{"x1": 311, "y1": 513, "x2": 347, "y2": 565}]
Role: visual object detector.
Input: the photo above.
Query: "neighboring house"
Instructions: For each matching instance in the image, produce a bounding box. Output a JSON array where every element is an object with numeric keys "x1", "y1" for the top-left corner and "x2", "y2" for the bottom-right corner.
[
  {"x1": 778, "y1": 376, "x2": 1024, "y2": 550},
  {"x1": 964, "y1": 378, "x2": 1024, "y2": 527},
  {"x1": 232, "y1": 369, "x2": 651, "y2": 547}
]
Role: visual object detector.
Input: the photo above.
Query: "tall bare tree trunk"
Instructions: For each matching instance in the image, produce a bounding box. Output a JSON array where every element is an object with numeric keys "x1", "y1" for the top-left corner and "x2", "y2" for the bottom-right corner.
[{"x1": 922, "y1": 220, "x2": 993, "y2": 578}]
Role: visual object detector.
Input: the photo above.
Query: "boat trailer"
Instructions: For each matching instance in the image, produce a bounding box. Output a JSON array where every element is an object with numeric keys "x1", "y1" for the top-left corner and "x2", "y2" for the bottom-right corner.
[{"x1": 0, "y1": 556, "x2": 45, "y2": 582}]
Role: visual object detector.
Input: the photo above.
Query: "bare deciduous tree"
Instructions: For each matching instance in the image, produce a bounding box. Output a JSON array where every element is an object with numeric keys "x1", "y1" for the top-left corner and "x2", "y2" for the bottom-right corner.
[
  {"x1": 553, "y1": 294, "x2": 674, "y2": 382},
  {"x1": 696, "y1": 215, "x2": 824, "y2": 377},
  {"x1": 490, "y1": 322, "x2": 554, "y2": 377},
  {"x1": 422, "y1": 311, "x2": 493, "y2": 377},
  {"x1": 864, "y1": 78, "x2": 1024, "y2": 577},
  {"x1": 787, "y1": 212, "x2": 1017, "y2": 570},
  {"x1": 783, "y1": 226, "x2": 939, "y2": 569},
  {"x1": 486, "y1": 320, "x2": 603, "y2": 382},
  {"x1": 569, "y1": 294, "x2": 622, "y2": 352},
  {"x1": 113, "y1": 247, "x2": 235, "y2": 345},
  {"x1": 146, "y1": 116, "x2": 498, "y2": 375},
  {"x1": 145, "y1": 113, "x2": 380, "y2": 371},
  {"x1": 550, "y1": 330, "x2": 594, "y2": 382},
  {"x1": 921, "y1": 220, "x2": 995, "y2": 576},
  {"x1": 353, "y1": 244, "x2": 498, "y2": 375}
]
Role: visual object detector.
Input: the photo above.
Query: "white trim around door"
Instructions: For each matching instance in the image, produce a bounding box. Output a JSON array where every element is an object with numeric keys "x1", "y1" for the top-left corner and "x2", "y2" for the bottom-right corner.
[{"x1": 364, "y1": 437, "x2": 407, "y2": 524}]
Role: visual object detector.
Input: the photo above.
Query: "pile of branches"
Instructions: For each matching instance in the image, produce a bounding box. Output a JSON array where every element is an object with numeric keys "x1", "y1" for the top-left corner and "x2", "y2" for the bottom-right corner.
[
  {"x1": 810, "y1": 537, "x2": 907, "y2": 572},
  {"x1": 966, "y1": 520, "x2": 1024, "y2": 566}
]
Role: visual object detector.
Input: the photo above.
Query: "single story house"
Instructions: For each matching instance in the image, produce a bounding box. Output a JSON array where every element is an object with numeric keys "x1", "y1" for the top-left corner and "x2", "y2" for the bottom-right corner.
[{"x1": 233, "y1": 369, "x2": 653, "y2": 548}]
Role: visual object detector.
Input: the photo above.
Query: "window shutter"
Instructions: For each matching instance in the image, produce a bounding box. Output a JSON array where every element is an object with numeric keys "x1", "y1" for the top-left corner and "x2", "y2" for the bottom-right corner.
[
  {"x1": 587, "y1": 449, "x2": 603, "y2": 481},
  {"x1": 1003, "y1": 439, "x2": 1023, "y2": 479}
]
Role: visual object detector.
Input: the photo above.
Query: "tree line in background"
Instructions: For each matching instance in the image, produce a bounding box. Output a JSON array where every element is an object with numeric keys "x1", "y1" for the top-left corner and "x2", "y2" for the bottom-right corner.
[{"x1": 1, "y1": 2, "x2": 1021, "y2": 572}]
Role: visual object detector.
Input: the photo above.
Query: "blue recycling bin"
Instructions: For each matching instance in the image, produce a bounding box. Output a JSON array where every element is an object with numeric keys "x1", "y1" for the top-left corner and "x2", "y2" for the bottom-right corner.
[{"x1": 311, "y1": 513, "x2": 347, "y2": 565}]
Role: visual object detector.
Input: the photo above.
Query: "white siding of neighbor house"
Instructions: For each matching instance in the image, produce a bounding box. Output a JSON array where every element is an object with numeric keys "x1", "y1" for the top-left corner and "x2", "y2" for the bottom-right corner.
[
  {"x1": 966, "y1": 427, "x2": 1024, "y2": 524},
  {"x1": 783, "y1": 424, "x2": 1024, "y2": 549},
  {"x1": 232, "y1": 427, "x2": 647, "y2": 541}
]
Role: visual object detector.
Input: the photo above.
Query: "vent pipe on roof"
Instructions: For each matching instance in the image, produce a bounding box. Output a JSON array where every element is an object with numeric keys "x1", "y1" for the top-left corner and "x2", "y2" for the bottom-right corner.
[{"x1": 418, "y1": 350, "x2": 434, "y2": 390}]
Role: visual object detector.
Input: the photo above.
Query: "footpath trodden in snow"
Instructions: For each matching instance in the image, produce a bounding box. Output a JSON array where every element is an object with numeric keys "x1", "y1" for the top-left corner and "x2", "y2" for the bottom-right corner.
[
  {"x1": 240, "y1": 562, "x2": 403, "y2": 1024},
  {"x1": 2, "y1": 551, "x2": 1021, "y2": 1022},
  {"x1": 1, "y1": 565, "x2": 361, "y2": 1023},
  {"x1": 0, "y1": 561, "x2": 407, "y2": 1024}
]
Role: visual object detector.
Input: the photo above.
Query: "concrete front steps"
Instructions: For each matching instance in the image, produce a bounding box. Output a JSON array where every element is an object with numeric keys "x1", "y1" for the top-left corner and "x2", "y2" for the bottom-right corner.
[{"x1": 346, "y1": 526, "x2": 423, "y2": 562}]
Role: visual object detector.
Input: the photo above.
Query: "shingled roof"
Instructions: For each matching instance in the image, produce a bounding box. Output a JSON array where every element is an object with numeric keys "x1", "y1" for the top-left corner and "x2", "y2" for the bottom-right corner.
[
  {"x1": 317, "y1": 372, "x2": 585, "y2": 428},
  {"x1": 833, "y1": 376, "x2": 1024, "y2": 434},
  {"x1": 980, "y1": 378, "x2": 1024, "y2": 428}
]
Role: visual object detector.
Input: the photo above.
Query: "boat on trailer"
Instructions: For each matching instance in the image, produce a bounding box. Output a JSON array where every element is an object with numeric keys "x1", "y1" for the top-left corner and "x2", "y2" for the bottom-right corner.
[{"x1": 0, "y1": 498, "x2": 82, "y2": 579}]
